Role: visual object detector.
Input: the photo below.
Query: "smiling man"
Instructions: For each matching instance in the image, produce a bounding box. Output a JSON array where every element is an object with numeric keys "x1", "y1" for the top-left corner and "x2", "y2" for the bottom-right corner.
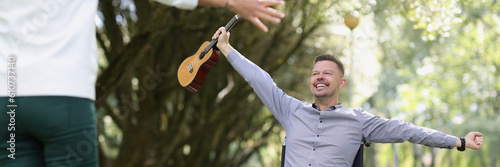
[
  {"x1": 212, "y1": 27, "x2": 484, "y2": 167},
  {"x1": 310, "y1": 55, "x2": 346, "y2": 110}
]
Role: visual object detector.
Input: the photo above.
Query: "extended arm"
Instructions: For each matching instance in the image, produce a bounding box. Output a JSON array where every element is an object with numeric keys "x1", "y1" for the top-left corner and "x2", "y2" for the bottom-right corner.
[
  {"x1": 360, "y1": 110, "x2": 483, "y2": 151},
  {"x1": 155, "y1": 0, "x2": 285, "y2": 32},
  {"x1": 212, "y1": 27, "x2": 301, "y2": 128}
]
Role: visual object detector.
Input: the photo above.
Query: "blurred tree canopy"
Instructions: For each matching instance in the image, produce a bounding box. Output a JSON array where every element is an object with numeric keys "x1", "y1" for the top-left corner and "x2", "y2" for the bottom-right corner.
[{"x1": 94, "y1": 0, "x2": 499, "y2": 166}]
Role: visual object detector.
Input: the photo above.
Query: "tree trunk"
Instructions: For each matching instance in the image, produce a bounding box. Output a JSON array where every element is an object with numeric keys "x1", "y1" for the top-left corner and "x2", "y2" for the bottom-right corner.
[
  {"x1": 412, "y1": 144, "x2": 422, "y2": 167},
  {"x1": 392, "y1": 143, "x2": 399, "y2": 167}
]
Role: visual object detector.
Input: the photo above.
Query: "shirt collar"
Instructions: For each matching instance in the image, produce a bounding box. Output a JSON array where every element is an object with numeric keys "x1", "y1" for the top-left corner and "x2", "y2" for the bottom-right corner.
[{"x1": 312, "y1": 103, "x2": 343, "y2": 111}]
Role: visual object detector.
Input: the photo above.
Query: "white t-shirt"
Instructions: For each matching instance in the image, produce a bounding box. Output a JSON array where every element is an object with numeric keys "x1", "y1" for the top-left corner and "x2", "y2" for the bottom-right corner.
[{"x1": 0, "y1": 0, "x2": 99, "y2": 100}]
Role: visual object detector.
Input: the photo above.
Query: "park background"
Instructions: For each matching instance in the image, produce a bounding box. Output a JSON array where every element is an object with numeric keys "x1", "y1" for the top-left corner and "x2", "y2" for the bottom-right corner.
[{"x1": 81, "y1": 0, "x2": 499, "y2": 166}]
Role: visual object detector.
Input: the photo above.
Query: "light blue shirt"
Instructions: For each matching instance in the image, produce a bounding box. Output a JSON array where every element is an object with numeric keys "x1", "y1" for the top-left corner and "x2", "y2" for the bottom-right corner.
[{"x1": 227, "y1": 50, "x2": 457, "y2": 167}]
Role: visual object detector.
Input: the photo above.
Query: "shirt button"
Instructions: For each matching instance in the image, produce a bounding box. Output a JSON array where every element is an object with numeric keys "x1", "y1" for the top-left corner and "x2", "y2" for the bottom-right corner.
[
  {"x1": 309, "y1": 164, "x2": 311, "y2": 166},
  {"x1": 313, "y1": 148, "x2": 316, "y2": 151},
  {"x1": 320, "y1": 120, "x2": 323, "y2": 123},
  {"x1": 317, "y1": 135, "x2": 319, "y2": 137}
]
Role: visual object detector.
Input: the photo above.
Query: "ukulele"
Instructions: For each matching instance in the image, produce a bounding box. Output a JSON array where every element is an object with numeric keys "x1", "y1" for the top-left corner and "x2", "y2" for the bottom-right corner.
[{"x1": 177, "y1": 15, "x2": 241, "y2": 92}]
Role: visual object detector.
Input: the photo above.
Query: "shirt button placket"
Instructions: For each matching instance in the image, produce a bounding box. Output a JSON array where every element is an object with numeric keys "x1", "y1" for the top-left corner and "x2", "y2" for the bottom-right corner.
[
  {"x1": 311, "y1": 113, "x2": 322, "y2": 167},
  {"x1": 318, "y1": 117, "x2": 322, "y2": 144}
]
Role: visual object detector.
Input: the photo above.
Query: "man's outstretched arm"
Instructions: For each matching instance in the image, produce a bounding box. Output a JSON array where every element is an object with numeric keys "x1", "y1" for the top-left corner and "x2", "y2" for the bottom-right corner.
[
  {"x1": 361, "y1": 110, "x2": 484, "y2": 151},
  {"x1": 212, "y1": 27, "x2": 301, "y2": 128}
]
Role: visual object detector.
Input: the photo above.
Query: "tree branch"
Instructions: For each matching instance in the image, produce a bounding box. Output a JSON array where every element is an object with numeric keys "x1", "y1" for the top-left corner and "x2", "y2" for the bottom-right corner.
[
  {"x1": 99, "y1": 0, "x2": 124, "y2": 59},
  {"x1": 96, "y1": 29, "x2": 111, "y2": 59},
  {"x1": 95, "y1": 31, "x2": 151, "y2": 110}
]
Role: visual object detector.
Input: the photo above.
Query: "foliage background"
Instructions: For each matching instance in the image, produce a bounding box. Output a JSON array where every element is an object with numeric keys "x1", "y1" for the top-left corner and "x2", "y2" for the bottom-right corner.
[{"x1": 92, "y1": 0, "x2": 500, "y2": 166}]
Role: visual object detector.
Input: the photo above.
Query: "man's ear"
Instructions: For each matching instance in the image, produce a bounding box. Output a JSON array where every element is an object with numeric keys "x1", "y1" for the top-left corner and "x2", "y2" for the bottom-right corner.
[{"x1": 338, "y1": 78, "x2": 347, "y2": 90}]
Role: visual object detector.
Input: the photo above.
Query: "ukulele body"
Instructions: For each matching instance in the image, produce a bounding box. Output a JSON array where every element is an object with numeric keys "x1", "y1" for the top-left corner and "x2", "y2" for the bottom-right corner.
[
  {"x1": 177, "y1": 41, "x2": 219, "y2": 92},
  {"x1": 177, "y1": 15, "x2": 239, "y2": 92}
]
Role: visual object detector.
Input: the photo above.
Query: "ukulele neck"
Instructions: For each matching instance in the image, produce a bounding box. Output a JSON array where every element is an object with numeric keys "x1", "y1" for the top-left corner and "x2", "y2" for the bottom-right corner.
[{"x1": 199, "y1": 15, "x2": 241, "y2": 59}]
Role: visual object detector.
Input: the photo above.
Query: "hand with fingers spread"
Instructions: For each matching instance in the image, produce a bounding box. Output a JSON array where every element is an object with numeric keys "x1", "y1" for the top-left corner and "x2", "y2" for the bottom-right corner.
[{"x1": 226, "y1": 0, "x2": 285, "y2": 32}]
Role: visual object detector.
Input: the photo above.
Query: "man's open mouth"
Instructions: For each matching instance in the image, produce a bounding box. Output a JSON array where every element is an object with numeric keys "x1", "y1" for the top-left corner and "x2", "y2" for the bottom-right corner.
[{"x1": 314, "y1": 82, "x2": 329, "y2": 88}]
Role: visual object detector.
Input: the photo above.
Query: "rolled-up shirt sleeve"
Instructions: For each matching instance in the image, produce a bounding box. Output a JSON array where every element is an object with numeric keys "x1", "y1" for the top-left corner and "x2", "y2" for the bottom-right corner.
[
  {"x1": 155, "y1": 0, "x2": 198, "y2": 10},
  {"x1": 359, "y1": 110, "x2": 457, "y2": 149}
]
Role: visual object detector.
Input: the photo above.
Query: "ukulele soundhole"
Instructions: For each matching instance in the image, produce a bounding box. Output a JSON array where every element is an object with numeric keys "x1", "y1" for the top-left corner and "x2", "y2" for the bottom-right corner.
[{"x1": 187, "y1": 63, "x2": 194, "y2": 73}]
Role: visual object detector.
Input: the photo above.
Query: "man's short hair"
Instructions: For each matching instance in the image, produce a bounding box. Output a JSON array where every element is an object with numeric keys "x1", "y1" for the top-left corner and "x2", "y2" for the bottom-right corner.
[{"x1": 314, "y1": 54, "x2": 345, "y2": 76}]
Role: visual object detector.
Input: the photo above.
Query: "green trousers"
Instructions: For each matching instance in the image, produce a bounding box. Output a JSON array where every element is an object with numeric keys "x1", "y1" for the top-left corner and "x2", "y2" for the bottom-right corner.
[{"x1": 0, "y1": 96, "x2": 98, "y2": 167}]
